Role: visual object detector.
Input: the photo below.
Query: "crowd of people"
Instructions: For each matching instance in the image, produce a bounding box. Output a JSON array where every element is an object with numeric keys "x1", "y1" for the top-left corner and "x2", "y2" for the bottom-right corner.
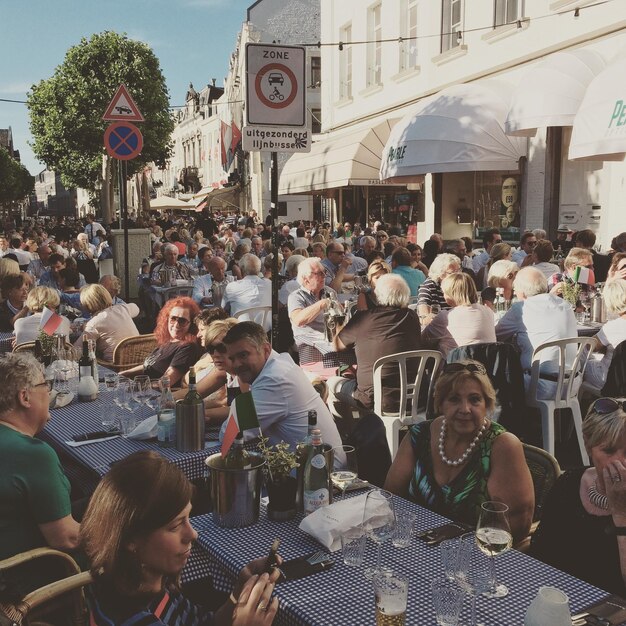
[{"x1": 2, "y1": 208, "x2": 626, "y2": 621}]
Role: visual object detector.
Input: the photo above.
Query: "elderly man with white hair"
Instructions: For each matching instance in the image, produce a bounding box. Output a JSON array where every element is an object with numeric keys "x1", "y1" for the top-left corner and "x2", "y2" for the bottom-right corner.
[
  {"x1": 150, "y1": 243, "x2": 191, "y2": 284},
  {"x1": 327, "y1": 273, "x2": 422, "y2": 413},
  {"x1": 288, "y1": 257, "x2": 339, "y2": 348},
  {"x1": 279, "y1": 254, "x2": 307, "y2": 306},
  {"x1": 496, "y1": 266, "x2": 578, "y2": 398},
  {"x1": 221, "y1": 253, "x2": 271, "y2": 329},
  {"x1": 417, "y1": 252, "x2": 462, "y2": 321}
]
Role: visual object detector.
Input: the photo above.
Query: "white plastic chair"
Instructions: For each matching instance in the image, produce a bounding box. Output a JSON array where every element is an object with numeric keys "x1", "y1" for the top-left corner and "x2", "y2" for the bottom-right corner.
[
  {"x1": 525, "y1": 337, "x2": 594, "y2": 465},
  {"x1": 373, "y1": 349, "x2": 444, "y2": 459},
  {"x1": 234, "y1": 305, "x2": 273, "y2": 331}
]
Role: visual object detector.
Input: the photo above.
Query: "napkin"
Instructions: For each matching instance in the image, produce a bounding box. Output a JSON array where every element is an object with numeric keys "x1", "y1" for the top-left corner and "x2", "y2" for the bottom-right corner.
[
  {"x1": 126, "y1": 415, "x2": 158, "y2": 440},
  {"x1": 299, "y1": 492, "x2": 382, "y2": 552},
  {"x1": 49, "y1": 391, "x2": 74, "y2": 409},
  {"x1": 66, "y1": 435, "x2": 118, "y2": 447}
]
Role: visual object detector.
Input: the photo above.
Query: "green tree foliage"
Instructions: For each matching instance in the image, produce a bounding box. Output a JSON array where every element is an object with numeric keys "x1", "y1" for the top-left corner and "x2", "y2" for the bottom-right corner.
[
  {"x1": 27, "y1": 31, "x2": 174, "y2": 192},
  {"x1": 0, "y1": 147, "x2": 34, "y2": 204}
]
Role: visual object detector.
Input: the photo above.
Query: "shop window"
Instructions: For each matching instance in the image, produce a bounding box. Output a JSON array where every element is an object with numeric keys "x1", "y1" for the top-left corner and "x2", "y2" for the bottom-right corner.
[
  {"x1": 339, "y1": 24, "x2": 353, "y2": 99},
  {"x1": 441, "y1": 0, "x2": 463, "y2": 53},
  {"x1": 473, "y1": 172, "x2": 521, "y2": 243},
  {"x1": 367, "y1": 3, "x2": 382, "y2": 87},
  {"x1": 399, "y1": 0, "x2": 419, "y2": 72},
  {"x1": 494, "y1": 0, "x2": 521, "y2": 26},
  {"x1": 310, "y1": 56, "x2": 321, "y2": 87}
]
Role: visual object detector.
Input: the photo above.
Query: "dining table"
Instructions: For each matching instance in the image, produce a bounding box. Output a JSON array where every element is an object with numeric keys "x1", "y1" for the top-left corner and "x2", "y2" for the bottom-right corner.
[{"x1": 187, "y1": 492, "x2": 620, "y2": 626}]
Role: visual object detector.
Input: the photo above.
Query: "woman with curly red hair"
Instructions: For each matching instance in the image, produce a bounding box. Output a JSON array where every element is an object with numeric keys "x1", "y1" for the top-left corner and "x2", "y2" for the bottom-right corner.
[{"x1": 120, "y1": 297, "x2": 201, "y2": 387}]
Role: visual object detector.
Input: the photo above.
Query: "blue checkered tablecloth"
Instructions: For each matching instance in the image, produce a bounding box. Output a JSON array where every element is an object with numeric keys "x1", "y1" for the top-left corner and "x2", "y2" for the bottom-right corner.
[
  {"x1": 0, "y1": 331, "x2": 13, "y2": 353},
  {"x1": 186, "y1": 494, "x2": 614, "y2": 626},
  {"x1": 39, "y1": 379, "x2": 223, "y2": 492}
]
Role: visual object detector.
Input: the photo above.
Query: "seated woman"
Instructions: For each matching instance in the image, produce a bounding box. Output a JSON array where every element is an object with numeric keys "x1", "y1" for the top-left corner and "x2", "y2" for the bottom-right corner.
[
  {"x1": 476, "y1": 243, "x2": 512, "y2": 291},
  {"x1": 77, "y1": 284, "x2": 140, "y2": 362},
  {"x1": 14, "y1": 286, "x2": 71, "y2": 346},
  {"x1": 58, "y1": 267, "x2": 84, "y2": 315},
  {"x1": 175, "y1": 317, "x2": 249, "y2": 424},
  {"x1": 406, "y1": 243, "x2": 430, "y2": 276},
  {"x1": 417, "y1": 253, "x2": 462, "y2": 323},
  {"x1": 0, "y1": 273, "x2": 30, "y2": 331},
  {"x1": 530, "y1": 398, "x2": 626, "y2": 595},
  {"x1": 422, "y1": 273, "x2": 496, "y2": 357},
  {"x1": 81, "y1": 451, "x2": 278, "y2": 625},
  {"x1": 481, "y1": 259, "x2": 519, "y2": 310},
  {"x1": 584, "y1": 279, "x2": 626, "y2": 390},
  {"x1": 384, "y1": 360, "x2": 534, "y2": 543},
  {"x1": 356, "y1": 259, "x2": 391, "y2": 311},
  {"x1": 120, "y1": 297, "x2": 201, "y2": 388}
]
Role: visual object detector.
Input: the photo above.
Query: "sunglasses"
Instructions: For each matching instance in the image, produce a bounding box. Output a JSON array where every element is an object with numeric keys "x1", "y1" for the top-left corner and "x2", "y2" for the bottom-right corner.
[
  {"x1": 206, "y1": 342, "x2": 227, "y2": 355},
  {"x1": 169, "y1": 316, "x2": 190, "y2": 326},
  {"x1": 591, "y1": 398, "x2": 626, "y2": 415},
  {"x1": 443, "y1": 362, "x2": 487, "y2": 375}
]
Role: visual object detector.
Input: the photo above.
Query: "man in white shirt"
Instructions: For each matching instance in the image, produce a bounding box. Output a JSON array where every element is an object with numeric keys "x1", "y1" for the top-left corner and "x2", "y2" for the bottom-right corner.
[
  {"x1": 192, "y1": 256, "x2": 234, "y2": 307},
  {"x1": 221, "y1": 253, "x2": 271, "y2": 329},
  {"x1": 472, "y1": 228, "x2": 502, "y2": 274},
  {"x1": 84, "y1": 215, "x2": 106, "y2": 246},
  {"x1": 221, "y1": 321, "x2": 344, "y2": 454},
  {"x1": 495, "y1": 266, "x2": 578, "y2": 399},
  {"x1": 8, "y1": 237, "x2": 33, "y2": 269}
]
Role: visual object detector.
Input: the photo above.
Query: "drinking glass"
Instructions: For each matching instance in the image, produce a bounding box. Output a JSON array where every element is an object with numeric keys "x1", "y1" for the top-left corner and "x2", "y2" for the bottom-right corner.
[
  {"x1": 392, "y1": 511, "x2": 416, "y2": 548},
  {"x1": 373, "y1": 572, "x2": 408, "y2": 626},
  {"x1": 456, "y1": 533, "x2": 491, "y2": 626},
  {"x1": 330, "y1": 445, "x2": 358, "y2": 497},
  {"x1": 102, "y1": 374, "x2": 119, "y2": 431},
  {"x1": 362, "y1": 489, "x2": 396, "y2": 580},
  {"x1": 340, "y1": 528, "x2": 366, "y2": 567},
  {"x1": 430, "y1": 304, "x2": 441, "y2": 316},
  {"x1": 475, "y1": 501, "x2": 512, "y2": 598},
  {"x1": 431, "y1": 576, "x2": 465, "y2": 626},
  {"x1": 441, "y1": 538, "x2": 462, "y2": 582},
  {"x1": 53, "y1": 348, "x2": 73, "y2": 394},
  {"x1": 134, "y1": 375, "x2": 151, "y2": 421}
]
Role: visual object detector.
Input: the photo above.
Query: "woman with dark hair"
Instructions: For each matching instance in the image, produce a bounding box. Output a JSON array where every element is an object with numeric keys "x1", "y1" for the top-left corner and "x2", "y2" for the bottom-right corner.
[
  {"x1": 0, "y1": 273, "x2": 29, "y2": 330},
  {"x1": 422, "y1": 239, "x2": 440, "y2": 268},
  {"x1": 81, "y1": 451, "x2": 278, "y2": 625},
  {"x1": 385, "y1": 360, "x2": 533, "y2": 542},
  {"x1": 406, "y1": 243, "x2": 429, "y2": 276},
  {"x1": 120, "y1": 297, "x2": 201, "y2": 387}
]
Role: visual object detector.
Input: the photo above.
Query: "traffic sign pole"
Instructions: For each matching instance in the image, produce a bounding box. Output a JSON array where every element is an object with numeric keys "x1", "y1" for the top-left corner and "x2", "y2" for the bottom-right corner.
[{"x1": 271, "y1": 151, "x2": 279, "y2": 350}]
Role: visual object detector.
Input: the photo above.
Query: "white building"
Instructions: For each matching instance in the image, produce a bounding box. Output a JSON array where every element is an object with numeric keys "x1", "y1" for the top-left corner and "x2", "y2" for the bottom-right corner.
[{"x1": 279, "y1": 0, "x2": 626, "y2": 248}]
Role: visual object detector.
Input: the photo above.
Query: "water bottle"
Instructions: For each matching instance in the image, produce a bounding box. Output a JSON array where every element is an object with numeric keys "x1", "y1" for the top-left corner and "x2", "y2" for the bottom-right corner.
[
  {"x1": 303, "y1": 429, "x2": 330, "y2": 515},
  {"x1": 157, "y1": 376, "x2": 176, "y2": 448}
]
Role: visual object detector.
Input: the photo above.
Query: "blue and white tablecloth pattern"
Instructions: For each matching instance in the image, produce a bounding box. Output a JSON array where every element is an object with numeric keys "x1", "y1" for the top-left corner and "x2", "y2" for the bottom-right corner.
[
  {"x1": 0, "y1": 331, "x2": 13, "y2": 353},
  {"x1": 188, "y1": 495, "x2": 613, "y2": 626}
]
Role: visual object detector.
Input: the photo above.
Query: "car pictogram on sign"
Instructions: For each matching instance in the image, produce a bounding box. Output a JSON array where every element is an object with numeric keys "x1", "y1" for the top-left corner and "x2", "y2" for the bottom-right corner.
[
  {"x1": 268, "y1": 72, "x2": 284, "y2": 86},
  {"x1": 115, "y1": 105, "x2": 133, "y2": 114}
]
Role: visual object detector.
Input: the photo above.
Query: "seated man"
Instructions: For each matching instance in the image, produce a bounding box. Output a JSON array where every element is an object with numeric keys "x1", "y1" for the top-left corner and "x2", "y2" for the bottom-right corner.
[
  {"x1": 0, "y1": 353, "x2": 80, "y2": 562},
  {"x1": 327, "y1": 274, "x2": 421, "y2": 413},
  {"x1": 38, "y1": 252, "x2": 86, "y2": 290},
  {"x1": 192, "y1": 256, "x2": 234, "y2": 308},
  {"x1": 221, "y1": 253, "x2": 271, "y2": 329},
  {"x1": 279, "y1": 254, "x2": 306, "y2": 306},
  {"x1": 496, "y1": 266, "x2": 578, "y2": 399},
  {"x1": 99, "y1": 274, "x2": 126, "y2": 305},
  {"x1": 150, "y1": 243, "x2": 191, "y2": 284},
  {"x1": 221, "y1": 321, "x2": 343, "y2": 452},
  {"x1": 322, "y1": 242, "x2": 355, "y2": 292}
]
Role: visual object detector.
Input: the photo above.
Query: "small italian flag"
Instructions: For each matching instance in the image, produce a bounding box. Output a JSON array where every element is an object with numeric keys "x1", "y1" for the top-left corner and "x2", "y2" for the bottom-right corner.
[
  {"x1": 573, "y1": 266, "x2": 595, "y2": 285},
  {"x1": 221, "y1": 392, "x2": 260, "y2": 457},
  {"x1": 40, "y1": 306, "x2": 63, "y2": 336}
]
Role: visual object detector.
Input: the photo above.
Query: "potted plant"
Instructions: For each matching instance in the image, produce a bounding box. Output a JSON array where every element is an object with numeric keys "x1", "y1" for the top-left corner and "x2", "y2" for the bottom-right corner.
[
  {"x1": 258, "y1": 437, "x2": 299, "y2": 521},
  {"x1": 36, "y1": 330, "x2": 54, "y2": 366}
]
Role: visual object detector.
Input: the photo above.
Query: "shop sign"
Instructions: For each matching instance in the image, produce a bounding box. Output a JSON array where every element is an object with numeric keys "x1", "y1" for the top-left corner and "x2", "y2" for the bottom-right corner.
[
  {"x1": 501, "y1": 177, "x2": 518, "y2": 208},
  {"x1": 387, "y1": 145, "x2": 407, "y2": 163}
]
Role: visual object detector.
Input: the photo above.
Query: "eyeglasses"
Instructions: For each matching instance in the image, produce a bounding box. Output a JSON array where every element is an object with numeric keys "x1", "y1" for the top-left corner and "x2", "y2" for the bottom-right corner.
[
  {"x1": 591, "y1": 398, "x2": 626, "y2": 415},
  {"x1": 169, "y1": 316, "x2": 190, "y2": 326},
  {"x1": 309, "y1": 270, "x2": 325, "y2": 276},
  {"x1": 329, "y1": 249, "x2": 345, "y2": 255},
  {"x1": 443, "y1": 362, "x2": 487, "y2": 375},
  {"x1": 31, "y1": 380, "x2": 52, "y2": 391},
  {"x1": 207, "y1": 342, "x2": 228, "y2": 355}
]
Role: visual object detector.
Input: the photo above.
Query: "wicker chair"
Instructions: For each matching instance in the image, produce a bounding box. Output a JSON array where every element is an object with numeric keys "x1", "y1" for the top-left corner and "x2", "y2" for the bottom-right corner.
[
  {"x1": 0, "y1": 548, "x2": 92, "y2": 626},
  {"x1": 13, "y1": 341, "x2": 73, "y2": 354},
  {"x1": 96, "y1": 333, "x2": 157, "y2": 372}
]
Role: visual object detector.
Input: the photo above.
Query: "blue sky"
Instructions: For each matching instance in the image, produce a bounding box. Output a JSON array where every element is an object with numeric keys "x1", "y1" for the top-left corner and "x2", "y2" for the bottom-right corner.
[{"x1": 0, "y1": 0, "x2": 249, "y2": 175}]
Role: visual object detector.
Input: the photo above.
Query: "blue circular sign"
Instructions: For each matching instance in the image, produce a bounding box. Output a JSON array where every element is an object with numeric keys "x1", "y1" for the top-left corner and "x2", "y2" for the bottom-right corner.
[{"x1": 104, "y1": 122, "x2": 143, "y2": 160}]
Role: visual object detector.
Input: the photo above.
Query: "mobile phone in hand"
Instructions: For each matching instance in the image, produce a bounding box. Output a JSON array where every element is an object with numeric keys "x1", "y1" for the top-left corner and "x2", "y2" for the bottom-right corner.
[{"x1": 265, "y1": 538, "x2": 280, "y2": 572}]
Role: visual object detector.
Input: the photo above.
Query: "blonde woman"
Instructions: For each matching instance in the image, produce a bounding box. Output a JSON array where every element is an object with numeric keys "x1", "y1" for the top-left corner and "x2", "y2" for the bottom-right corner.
[
  {"x1": 0, "y1": 258, "x2": 20, "y2": 283},
  {"x1": 14, "y1": 286, "x2": 71, "y2": 346},
  {"x1": 77, "y1": 284, "x2": 139, "y2": 361},
  {"x1": 482, "y1": 259, "x2": 520, "y2": 309},
  {"x1": 422, "y1": 273, "x2": 496, "y2": 356},
  {"x1": 476, "y1": 242, "x2": 512, "y2": 290},
  {"x1": 356, "y1": 259, "x2": 391, "y2": 311}
]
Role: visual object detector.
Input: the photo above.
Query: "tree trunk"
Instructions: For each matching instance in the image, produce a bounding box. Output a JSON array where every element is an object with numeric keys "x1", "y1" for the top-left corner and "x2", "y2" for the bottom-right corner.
[{"x1": 142, "y1": 170, "x2": 151, "y2": 215}]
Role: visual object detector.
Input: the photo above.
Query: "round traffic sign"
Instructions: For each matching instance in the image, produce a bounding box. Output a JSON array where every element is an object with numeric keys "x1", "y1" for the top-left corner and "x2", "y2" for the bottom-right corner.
[
  {"x1": 254, "y1": 63, "x2": 298, "y2": 110},
  {"x1": 104, "y1": 121, "x2": 143, "y2": 161}
]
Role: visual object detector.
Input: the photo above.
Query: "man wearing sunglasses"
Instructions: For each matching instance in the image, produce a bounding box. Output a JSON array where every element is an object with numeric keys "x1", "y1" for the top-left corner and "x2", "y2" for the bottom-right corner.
[
  {"x1": 0, "y1": 353, "x2": 80, "y2": 570},
  {"x1": 322, "y1": 243, "x2": 355, "y2": 292},
  {"x1": 512, "y1": 232, "x2": 537, "y2": 268}
]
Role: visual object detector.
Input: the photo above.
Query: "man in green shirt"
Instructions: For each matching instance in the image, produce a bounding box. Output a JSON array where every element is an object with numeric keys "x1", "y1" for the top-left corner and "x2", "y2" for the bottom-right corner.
[{"x1": 0, "y1": 353, "x2": 79, "y2": 560}]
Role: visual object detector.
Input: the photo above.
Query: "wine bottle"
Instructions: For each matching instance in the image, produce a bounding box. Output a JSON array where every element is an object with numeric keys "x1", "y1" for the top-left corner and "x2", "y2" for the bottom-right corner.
[
  {"x1": 157, "y1": 376, "x2": 176, "y2": 448},
  {"x1": 175, "y1": 367, "x2": 205, "y2": 452},
  {"x1": 303, "y1": 428, "x2": 329, "y2": 515},
  {"x1": 224, "y1": 432, "x2": 252, "y2": 469},
  {"x1": 306, "y1": 410, "x2": 317, "y2": 444},
  {"x1": 79, "y1": 338, "x2": 93, "y2": 380}
]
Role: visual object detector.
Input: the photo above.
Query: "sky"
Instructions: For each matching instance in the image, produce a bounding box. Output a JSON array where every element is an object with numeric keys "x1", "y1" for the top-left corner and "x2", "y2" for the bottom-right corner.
[{"x1": 0, "y1": 0, "x2": 250, "y2": 175}]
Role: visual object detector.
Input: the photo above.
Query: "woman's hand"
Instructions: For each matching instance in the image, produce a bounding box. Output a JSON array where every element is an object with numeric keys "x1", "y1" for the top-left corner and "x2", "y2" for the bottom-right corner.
[
  {"x1": 235, "y1": 555, "x2": 283, "y2": 596},
  {"x1": 232, "y1": 574, "x2": 278, "y2": 626},
  {"x1": 604, "y1": 461, "x2": 626, "y2": 522}
]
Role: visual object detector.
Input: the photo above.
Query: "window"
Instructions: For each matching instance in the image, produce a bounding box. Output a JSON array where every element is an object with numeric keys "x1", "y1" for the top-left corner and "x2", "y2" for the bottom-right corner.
[
  {"x1": 367, "y1": 3, "x2": 382, "y2": 87},
  {"x1": 441, "y1": 0, "x2": 463, "y2": 53},
  {"x1": 311, "y1": 108, "x2": 322, "y2": 134},
  {"x1": 310, "y1": 56, "x2": 321, "y2": 87},
  {"x1": 278, "y1": 201, "x2": 288, "y2": 217},
  {"x1": 399, "y1": 0, "x2": 419, "y2": 71},
  {"x1": 494, "y1": 0, "x2": 521, "y2": 26},
  {"x1": 339, "y1": 24, "x2": 352, "y2": 99}
]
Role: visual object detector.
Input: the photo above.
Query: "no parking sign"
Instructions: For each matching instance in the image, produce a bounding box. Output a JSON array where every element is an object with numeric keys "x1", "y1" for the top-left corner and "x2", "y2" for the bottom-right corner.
[{"x1": 245, "y1": 43, "x2": 306, "y2": 127}]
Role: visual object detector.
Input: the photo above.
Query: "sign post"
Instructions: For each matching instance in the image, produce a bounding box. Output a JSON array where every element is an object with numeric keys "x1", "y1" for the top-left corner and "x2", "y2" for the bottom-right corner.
[
  {"x1": 103, "y1": 85, "x2": 144, "y2": 302},
  {"x1": 245, "y1": 43, "x2": 311, "y2": 349}
]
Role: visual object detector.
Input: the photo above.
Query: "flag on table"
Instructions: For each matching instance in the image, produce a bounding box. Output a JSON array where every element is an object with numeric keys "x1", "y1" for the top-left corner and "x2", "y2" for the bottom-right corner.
[
  {"x1": 573, "y1": 266, "x2": 595, "y2": 285},
  {"x1": 221, "y1": 391, "x2": 259, "y2": 457},
  {"x1": 40, "y1": 306, "x2": 63, "y2": 336}
]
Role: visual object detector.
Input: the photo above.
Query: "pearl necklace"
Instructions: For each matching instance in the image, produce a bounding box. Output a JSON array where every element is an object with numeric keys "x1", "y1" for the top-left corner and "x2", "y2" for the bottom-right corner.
[
  {"x1": 588, "y1": 480, "x2": 609, "y2": 511},
  {"x1": 438, "y1": 419, "x2": 488, "y2": 467}
]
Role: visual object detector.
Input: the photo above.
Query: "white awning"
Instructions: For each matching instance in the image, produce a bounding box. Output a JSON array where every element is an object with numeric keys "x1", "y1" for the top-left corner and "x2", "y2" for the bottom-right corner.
[
  {"x1": 569, "y1": 55, "x2": 626, "y2": 161},
  {"x1": 380, "y1": 81, "x2": 526, "y2": 182},
  {"x1": 207, "y1": 185, "x2": 240, "y2": 210},
  {"x1": 278, "y1": 120, "x2": 398, "y2": 195},
  {"x1": 505, "y1": 49, "x2": 606, "y2": 137},
  {"x1": 149, "y1": 195, "x2": 191, "y2": 210}
]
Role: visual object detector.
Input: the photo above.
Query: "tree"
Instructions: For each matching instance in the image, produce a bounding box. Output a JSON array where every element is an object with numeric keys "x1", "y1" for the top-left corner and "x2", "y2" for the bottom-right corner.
[
  {"x1": 0, "y1": 147, "x2": 34, "y2": 205},
  {"x1": 27, "y1": 31, "x2": 174, "y2": 221}
]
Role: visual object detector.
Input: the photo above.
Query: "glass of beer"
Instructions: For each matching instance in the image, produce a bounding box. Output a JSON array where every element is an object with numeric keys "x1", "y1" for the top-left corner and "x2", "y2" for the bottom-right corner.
[{"x1": 373, "y1": 573, "x2": 408, "y2": 626}]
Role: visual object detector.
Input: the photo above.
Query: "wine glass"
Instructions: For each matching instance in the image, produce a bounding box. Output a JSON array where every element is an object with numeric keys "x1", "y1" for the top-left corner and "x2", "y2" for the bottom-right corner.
[
  {"x1": 362, "y1": 489, "x2": 396, "y2": 580},
  {"x1": 430, "y1": 304, "x2": 441, "y2": 316},
  {"x1": 53, "y1": 348, "x2": 73, "y2": 394},
  {"x1": 330, "y1": 445, "x2": 358, "y2": 497},
  {"x1": 134, "y1": 375, "x2": 151, "y2": 421},
  {"x1": 476, "y1": 501, "x2": 512, "y2": 598},
  {"x1": 456, "y1": 533, "x2": 492, "y2": 626}
]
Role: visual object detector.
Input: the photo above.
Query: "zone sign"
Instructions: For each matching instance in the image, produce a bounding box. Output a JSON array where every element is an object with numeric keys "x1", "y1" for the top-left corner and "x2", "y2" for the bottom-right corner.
[{"x1": 245, "y1": 43, "x2": 306, "y2": 127}]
